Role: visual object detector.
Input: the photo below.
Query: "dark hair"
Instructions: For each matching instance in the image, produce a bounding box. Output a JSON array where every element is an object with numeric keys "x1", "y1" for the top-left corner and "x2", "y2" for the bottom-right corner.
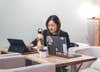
[{"x1": 46, "y1": 15, "x2": 61, "y2": 32}]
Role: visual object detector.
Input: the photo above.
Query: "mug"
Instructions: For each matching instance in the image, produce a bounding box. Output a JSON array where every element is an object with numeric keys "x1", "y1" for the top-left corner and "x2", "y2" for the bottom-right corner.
[{"x1": 39, "y1": 49, "x2": 47, "y2": 58}]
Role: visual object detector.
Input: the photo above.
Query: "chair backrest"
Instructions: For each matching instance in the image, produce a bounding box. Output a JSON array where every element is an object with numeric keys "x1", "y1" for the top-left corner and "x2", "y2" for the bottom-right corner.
[
  {"x1": 0, "y1": 63, "x2": 55, "y2": 72},
  {"x1": 75, "y1": 47, "x2": 100, "y2": 69},
  {"x1": 76, "y1": 47, "x2": 100, "y2": 57},
  {"x1": 0, "y1": 55, "x2": 25, "y2": 69},
  {"x1": 89, "y1": 46, "x2": 100, "y2": 58}
]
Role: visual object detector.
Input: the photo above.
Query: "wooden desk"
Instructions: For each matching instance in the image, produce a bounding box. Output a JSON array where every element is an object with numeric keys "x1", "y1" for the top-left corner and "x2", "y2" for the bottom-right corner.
[
  {"x1": 0, "y1": 48, "x2": 14, "y2": 54},
  {"x1": 1, "y1": 49, "x2": 97, "y2": 72},
  {"x1": 1, "y1": 49, "x2": 96, "y2": 67},
  {"x1": 24, "y1": 53, "x2": 96, "y2": 67},
  {"x1": 0, "y1": 49, "x2": 35, "y2": 54}
]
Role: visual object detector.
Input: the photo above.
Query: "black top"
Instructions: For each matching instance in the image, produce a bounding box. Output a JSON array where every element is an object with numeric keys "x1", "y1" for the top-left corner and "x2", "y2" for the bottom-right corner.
[{"x1": 31, "y1": 29, "x2": 70, "y2": 48}]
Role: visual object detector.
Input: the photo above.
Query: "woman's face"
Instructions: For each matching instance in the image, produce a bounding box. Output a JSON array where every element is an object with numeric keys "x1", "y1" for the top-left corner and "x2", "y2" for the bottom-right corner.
[{"x1": 48, "y1": 20, "x2": 57, "y2": 34}]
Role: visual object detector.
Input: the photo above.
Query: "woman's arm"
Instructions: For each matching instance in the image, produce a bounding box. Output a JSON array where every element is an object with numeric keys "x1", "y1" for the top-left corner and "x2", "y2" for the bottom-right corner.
[
  {"x1": 65, "y1": 32, "x2": 70, "y2": 48},
  {"x1": 66, "y1": 33, "x2": 70, "y2": 48},
  {"x1": 31, "y1": 38, "x2": 37, "y2": 46},
  {"x1": 27, "y1": 38, "x2": 37, "y2": 48}
]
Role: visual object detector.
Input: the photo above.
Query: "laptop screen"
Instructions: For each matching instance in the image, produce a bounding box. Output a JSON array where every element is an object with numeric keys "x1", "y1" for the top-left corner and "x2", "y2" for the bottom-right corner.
[
  {"x1": 7, "y1": 39, "x2": 30, "y2": 53},
  {"x1": 46, "y1": 36, "x2": 67, "y2": 55},
  {"x1": 46, "y1": 36, "x2": 81, "y2": 58}
]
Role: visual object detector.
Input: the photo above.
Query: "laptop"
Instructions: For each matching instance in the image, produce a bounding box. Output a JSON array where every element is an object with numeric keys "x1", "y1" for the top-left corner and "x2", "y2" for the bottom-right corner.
[
  {"x1": 46, "y1": 36, "x2": 81, "y2": 58},
  {"x1": 46, "y1": 36, "x2": 67, "y2": 55},
  {"x1": 7, "y1": 39, "x2": 34, "y2": 54}
]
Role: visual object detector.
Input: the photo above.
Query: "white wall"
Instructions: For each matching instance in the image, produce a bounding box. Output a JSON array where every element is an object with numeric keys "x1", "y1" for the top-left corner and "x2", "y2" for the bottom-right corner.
[{"x1": 0, "y1": 0, "x2": 95, "y2": 48}]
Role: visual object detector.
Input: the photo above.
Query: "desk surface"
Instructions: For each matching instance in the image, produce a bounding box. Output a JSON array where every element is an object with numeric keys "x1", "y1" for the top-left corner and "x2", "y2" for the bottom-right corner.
[
  {"x1": 24, "y1": 53, "x2": 97, "y2": 67},
  {"x1": 1, "y1": 48, "x2": 97, "y2": 67},
  {"x1": 0, "y1": 48, "x2": 14, "y2": 54}
]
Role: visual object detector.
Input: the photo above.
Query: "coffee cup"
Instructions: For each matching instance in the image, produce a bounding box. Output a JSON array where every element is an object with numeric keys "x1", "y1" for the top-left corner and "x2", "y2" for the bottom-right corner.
[{"x1": 39, "y1": 49, "x2": 47, "y2": 58}]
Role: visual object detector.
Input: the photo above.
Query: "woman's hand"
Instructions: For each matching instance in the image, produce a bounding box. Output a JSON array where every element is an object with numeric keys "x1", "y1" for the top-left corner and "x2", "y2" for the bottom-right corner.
[{"x1": 27, "y1": 43, "x2": 34, "y2": 48}]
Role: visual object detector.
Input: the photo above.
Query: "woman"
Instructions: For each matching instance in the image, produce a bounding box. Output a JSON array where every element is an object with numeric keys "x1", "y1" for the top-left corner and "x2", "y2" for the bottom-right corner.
[
  {"x1": 28, "y1": 15, "x2": 70, "y2": 49},
  {"x1": 28, "y1": 15, "x2": 70, "y2": 72}
]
